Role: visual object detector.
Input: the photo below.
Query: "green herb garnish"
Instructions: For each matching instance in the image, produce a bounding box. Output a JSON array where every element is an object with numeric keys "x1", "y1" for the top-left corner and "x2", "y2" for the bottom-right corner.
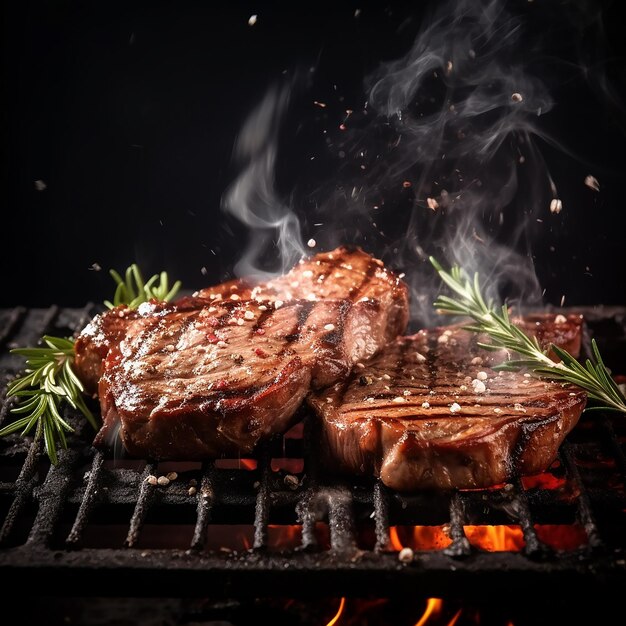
[
  {"x1": 430, "y1": 257, "x2": 626, "y2": 415},
  {"x1": 1, "y1": 265, "x2": 182, "y2": 462},
  {"x1": 104, "y1": 263, "x2": 181, "y2": 309}
]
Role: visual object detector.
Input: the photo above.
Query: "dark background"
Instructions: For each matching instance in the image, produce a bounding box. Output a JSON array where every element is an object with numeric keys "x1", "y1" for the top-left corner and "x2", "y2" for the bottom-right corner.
[{"x1": 2, "y1": 0, "x2": 625, "y2": 309}]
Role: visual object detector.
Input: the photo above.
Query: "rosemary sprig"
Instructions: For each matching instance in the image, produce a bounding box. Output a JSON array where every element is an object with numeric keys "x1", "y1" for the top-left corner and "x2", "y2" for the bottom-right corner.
[
  {"x1": 430, "y1": 257, "x2": 626, "y2": 415},
  {"x1": 104, "y1": 263, "x2": 181, "y2": 309},
  {"x1": 0, "y1": 336, "x2": 97, "y2": 463},
  {"x1": 1, "y1": 265, "x2": 182, "y2": 463}
]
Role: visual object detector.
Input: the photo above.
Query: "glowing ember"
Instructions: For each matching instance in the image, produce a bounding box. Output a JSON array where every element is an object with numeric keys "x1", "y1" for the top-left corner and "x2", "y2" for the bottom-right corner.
[
  {"x1": 464, "y1": 525, "x2": 525, "y2": 551},
  {"x1": 521, "y1": 471, "x2": 566, "y2": 490},
  {"x1": 214, "y1": 458, "x2": 257, "y2": 470},
  {"x1": 534, "y1": 524, "x2": 587, "y2": 551}
]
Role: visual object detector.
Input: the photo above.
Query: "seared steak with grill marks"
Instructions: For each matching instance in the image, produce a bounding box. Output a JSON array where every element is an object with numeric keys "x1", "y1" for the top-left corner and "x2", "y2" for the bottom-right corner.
[
  {"x1": 75, "y1": 246, "x2": 408, "y2": 394},
  {"x1": 96, "y1": 292, "x2": 405, "y2": 458},
  {"x1": 308, "y1": 314, "x2": 586, "y2": 491},
  {"x1": 87, "y1": 246, "x2": 409, "y2": 459}
]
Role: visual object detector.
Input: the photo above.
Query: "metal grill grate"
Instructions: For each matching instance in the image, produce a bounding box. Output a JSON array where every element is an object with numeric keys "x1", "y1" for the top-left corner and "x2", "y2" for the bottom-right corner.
[{"x1": 1, "y1": 306, "x2": 625, "y2": 599}]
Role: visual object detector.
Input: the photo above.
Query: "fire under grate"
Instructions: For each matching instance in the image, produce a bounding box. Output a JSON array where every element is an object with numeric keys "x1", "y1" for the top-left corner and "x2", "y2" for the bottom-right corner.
[{"x1": 1, "y1": 305, "x2": 625, "y2": 600}]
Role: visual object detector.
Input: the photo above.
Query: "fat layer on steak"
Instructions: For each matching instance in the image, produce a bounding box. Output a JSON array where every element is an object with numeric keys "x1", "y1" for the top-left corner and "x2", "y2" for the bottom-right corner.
[{"x1": 308, "y1": 314, "x2": 586, "y2": 491}]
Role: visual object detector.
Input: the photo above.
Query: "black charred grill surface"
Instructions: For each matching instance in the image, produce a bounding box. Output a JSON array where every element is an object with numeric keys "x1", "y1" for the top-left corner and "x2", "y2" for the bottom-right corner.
[{"x1": 0, "y1": 306, "x2": 626, "y2": 600}]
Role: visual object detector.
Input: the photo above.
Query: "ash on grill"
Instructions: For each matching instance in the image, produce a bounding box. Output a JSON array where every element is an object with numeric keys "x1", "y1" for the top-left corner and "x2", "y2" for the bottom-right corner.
[{"x1": 0, "y1": 306, "x2": 626, "y2": 612}]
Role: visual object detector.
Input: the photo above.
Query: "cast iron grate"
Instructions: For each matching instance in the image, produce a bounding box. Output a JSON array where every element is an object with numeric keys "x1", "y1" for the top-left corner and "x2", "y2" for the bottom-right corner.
[{"x1": 0, "y1": 305, "x2": 625, "y2": 599}]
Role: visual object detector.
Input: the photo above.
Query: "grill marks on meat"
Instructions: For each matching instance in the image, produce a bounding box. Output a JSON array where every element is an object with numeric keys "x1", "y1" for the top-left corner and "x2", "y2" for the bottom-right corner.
[
  {"x1": 76, "y1": 246, "x2": 408, "y2": 394},
  {"x1": 309, "y1": 315, "x2": 586, "y2": 491},
  {"x1": 87, "y1": 247, "x2": 409, "y2": 459}
]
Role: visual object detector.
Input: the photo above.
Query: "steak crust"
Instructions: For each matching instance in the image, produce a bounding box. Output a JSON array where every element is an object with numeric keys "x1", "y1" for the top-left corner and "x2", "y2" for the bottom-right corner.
[{"x1": 308, "y1": 314, "x2": 586, "y2": 491}]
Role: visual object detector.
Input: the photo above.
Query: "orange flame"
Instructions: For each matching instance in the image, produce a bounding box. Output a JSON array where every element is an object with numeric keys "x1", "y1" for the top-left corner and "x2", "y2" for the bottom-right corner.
[
  {"x1": 326, "y1": 597, "x2": 346, "y2": 626},
  {"x1": 414, "y1": 598, "x2": 442, "y2": 626},
  {"x1": 464, "y1": 525, "x2": 525, "y2": 551},
  {"x1": 389, "y1": 526, "x2": 453, "y2": 551},
  {"x1": 447, "y1": 609, "x2": 462, "y2": 626}
]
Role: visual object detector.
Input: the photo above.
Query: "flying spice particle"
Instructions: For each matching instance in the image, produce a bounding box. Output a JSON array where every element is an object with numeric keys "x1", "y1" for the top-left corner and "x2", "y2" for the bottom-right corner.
[
  {"x1": 511, "y1": 93, "x2": 523, "y2": 102},
  {"x1": 313, "y1": 101, "x2": 327, "y2": 108},
  {"x1": 427, "y1": 197, "x2": 439, "y2": 211},
  {"x1": 248, "y1": 15, "x2": 257, "y2": 26},
  {"x1": 34, "y1": 179, "x2": 47, "y2": 191},
  {"x1": 307, "y1": 238, "x2": 316, "y2": 248},
  {"x1": 584, "y1": 175, "x2": 600, "y2": 191},
  {"x1": 550, "y1": 198, "x2": 563, "y2": 214},
  {"x1": 402, "y1": 181, "x2": 412, "y2": 188}
]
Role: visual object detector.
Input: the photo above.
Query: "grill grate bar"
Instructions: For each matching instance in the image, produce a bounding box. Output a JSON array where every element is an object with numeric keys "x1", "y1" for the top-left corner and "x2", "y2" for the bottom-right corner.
[
  {"x1": 0, "y1": 428, "x2": 42, "y2": 545},
  {"x1": 327, "y1": 485, "x2": 356, "y2": 553},
  {"x1": 600, "y1": 415, "x2": 626, "y2": 485},
  {"x1": 0, "y1": 307, "x2": 26, "y2": 349},
  {"x1": 28, "y1": 447, "x2": 78, "y2": 547},
  {"x1": 560, "y1": 443, "x2": 603, "y2": 550},
  {"x1": 0, "y1": 306, "x2": 60, "y2": 430},
  {"x1": 66, "y1": 450, "x2": 105, "y2": 546},
  {"x1": 511, "y1": 476, "x2": 545, "y2": 557},
  {"x1": 444, "y1": 492, "x2": 471, "y2": 557},
  {"x1": 253, "y1": 446, "x2": 271, "y2": 550},
  {"x1": 190, "y1": 461, "x2": 215, "y2": 550},
  {"x1": 125, "y1": 462, "x2": 157, "y2": 548},
  {"x1": 297, "y1": 488, "x2": 319, "y2": 550},
  {"x1": 373, "y1": 480, "x2": 390, "y2": 551}
]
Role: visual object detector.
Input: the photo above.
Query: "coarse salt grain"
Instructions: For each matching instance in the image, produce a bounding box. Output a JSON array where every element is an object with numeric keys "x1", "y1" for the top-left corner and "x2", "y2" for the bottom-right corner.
[
  {"x1": 450, "y1": 402, "x2": 461, "y2": 413},
  {"x1": 550, "y1": 198, "x2": 563, "y2": 214},
  {"x1": 421, "y1": 401, "x2": 430, "y2": 409},
  {"x1": 188, "y1": 486, "x2": 197, "y2": 496},
  {"x1": 584, "y1": 175, "x2": 600, "y2": 191},
  {"x1": 514, "y1": 403, "x2": 526, "y2": 412},
  {"x1": 471, "y1": 379, "x2": 486, "y2": 393},
  {"x1": 415, "y1": 352, "x2": 426, "y2": 362},
  {"x1": 146, "y1": 475, "x2": 158, "y2": 486},
  {"x1": 403, "y1": 390, "x2": 411, "y2": 396},
  {"x1": 471, "y1": 356, "x2": 483, "y2": 365},
  {"x1": 398, "y1": 547, "x2": 414, "y2": 563},
  {"x1": 476, "y1": 371, "x2": 488, "y2": 381},
  {"x1": 244, "y1": 310, "x2": 255, "y2": 320},
  {"x1": 303, "y1": 270, "x2": 313, "y2": 278},
  {"x1": 324, "y1": 323, "x2": 335, "y2": 331},
  {"x1": 258, "y1": 305, "x2": 267, "y2": 311},
  {"x1": 166, "y1": 472, "x2": 178, "y2": 481},
  {"x1": 555, "y1": 314, "x2": 567, "y2": 324},
  {"x1": 274, "y1": 300, "x2": 284, "y2": 308},
  {"x1": 427, "y1": 197, "x2": 439, "y2": 210},
  {"x1": 237, "y1": 318, "x2": 244, "y2": 326},
  {"x1": 230, "y1": 294, "x2": 240, "y2": 301},
  {"x1": 437, "y1": 334, "x2": 449, "y2": 344},
  {"x1": 493, "y1": 408, "x2": 503, "y2": 414},
  {"x1": 157, "y1": 476, "x2": 170, "y2": 487},
  {"x1": 165, "y1": 344, "x2": 175, "y2": 352},
  {"x1": 393, "y1": 396, "x2": 406, "y2": 403}
]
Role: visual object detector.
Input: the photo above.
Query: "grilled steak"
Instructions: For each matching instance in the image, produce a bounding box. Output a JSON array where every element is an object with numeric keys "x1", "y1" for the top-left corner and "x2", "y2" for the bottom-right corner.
[
  {"x1": 308, "y1": 314, "x2": 586, "y2": 491},
  {"x1": 86, "y1": 246, "x2": 409, "y2": 459},
  {"x1": 96, "y1": 294, "x2": 404, "y2": 458},
  {"x1": 75, "y1": 246, "x2": 408, "y2": 393}
]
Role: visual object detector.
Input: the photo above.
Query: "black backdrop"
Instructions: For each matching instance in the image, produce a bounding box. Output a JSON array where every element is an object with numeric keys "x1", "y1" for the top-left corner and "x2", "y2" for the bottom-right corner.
[{"x1": 2, "y1": 0, "x2": 625, "y2": 309}]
